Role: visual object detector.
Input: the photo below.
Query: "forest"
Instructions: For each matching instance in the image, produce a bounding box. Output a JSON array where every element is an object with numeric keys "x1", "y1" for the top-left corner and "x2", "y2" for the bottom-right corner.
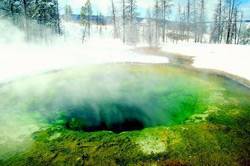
[{"x1": 0, "y1": 0, "x2": 249, "y2": 45}]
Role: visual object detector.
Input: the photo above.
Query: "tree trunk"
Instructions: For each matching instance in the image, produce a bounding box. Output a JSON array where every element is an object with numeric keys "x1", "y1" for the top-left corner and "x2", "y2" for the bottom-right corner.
[
  {"x1": 23, "y1": 0, "x2": 30, "y2": 41},
  {"x1": 226, "y1": 0, "x2": 235, "y2": 44},
  {"x1": 193, "y1": 0, "x2": 197, "y2": 43},
  {"x1": 55, "y1": 0, "x2": 61, "y2": 35},
  {"x1": 10, "y1": 1, "x2": 15, "y2": 24},
  {"x1": 162, "y1": 0, "x2": 166, "y2": 43},
  {"x1": 199, "y1": 0, "x2": 205, "y2": 43},
  {"x1": 234, "y1": 8, "x2": 237, "y2": 44},
  {"x1": 237, "y1": 11, "x2": 243, "y2": 44},
  {"x1": 187, "y1": 0, "x2": 190, "y2": 41},
  {"x1": 111, "y1": 0, "x2": 118, "y2": 39},
  {"x1": 122, "y1": 0, "x2": 126, "y2": 43}
]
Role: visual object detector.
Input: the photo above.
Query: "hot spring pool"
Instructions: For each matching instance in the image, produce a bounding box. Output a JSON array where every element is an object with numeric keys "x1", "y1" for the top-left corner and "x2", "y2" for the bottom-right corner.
[{"x1": 0, "y1": 64, "x2": 249, "y2": 165}]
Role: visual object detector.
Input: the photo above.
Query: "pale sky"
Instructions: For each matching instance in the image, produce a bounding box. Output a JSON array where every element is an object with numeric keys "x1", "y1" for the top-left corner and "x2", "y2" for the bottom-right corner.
[{"x1": 58, "y1": 0, "x2": 250, "y2": 21}]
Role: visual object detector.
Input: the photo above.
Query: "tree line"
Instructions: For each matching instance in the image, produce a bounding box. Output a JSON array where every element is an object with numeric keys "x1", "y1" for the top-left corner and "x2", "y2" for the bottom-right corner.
[
  {"x1": 107, "y1": 0, "x2": 249, "y2": 46},
  {"x1": 106, "y1": 0, "x2": 208, "y2": 46},
  {"x1": 1, "y1": 0, "x2": 249, "y2": 45},
  {"x1": 0, "y1": 0, "x2": 61, "y2": 42},
  {"x1": 210, "y1": 0, "x2": 248, "y2": 44}
]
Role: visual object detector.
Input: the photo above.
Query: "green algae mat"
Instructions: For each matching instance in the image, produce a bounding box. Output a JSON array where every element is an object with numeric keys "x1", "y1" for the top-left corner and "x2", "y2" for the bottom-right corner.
[{"x1": 0, "y1": 64, "x2": 249, "y2": 165}]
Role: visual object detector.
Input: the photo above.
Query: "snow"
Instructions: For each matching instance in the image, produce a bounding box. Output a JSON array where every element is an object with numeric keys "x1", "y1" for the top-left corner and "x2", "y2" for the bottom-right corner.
[
  {"x1": 1, "y1": 20, "x2": 249, "y2": 84},
  {"x1": 0, "y1": 38, "x2": 169, "y2": 83},
  {"x1": 162, "y1": 43, "x2": 250, "y2": 81},
  {"x1": 0, "y1": 20, "x2": 170, "y2": 83},
  {"x1": 13, "y1": 1, "x2": 21, "y2": 6},
  {"x1": 46, "y1": 2, "x2": 54, "y2": 6}
]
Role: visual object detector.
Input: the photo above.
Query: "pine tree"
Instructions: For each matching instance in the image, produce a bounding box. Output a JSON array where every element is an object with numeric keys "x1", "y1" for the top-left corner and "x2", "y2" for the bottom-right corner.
[
  {"x1": 0, "y1": 0, "x2": 61, "y2": 42},
  {"x1": 80, "y1": 5, "x2": 87, "y2": 42},
  {"x1": 81, "y1": 0, "x2": 92, "y2": 39}
]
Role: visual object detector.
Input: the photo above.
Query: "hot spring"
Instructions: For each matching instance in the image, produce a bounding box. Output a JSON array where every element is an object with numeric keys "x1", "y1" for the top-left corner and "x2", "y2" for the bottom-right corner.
[
  {"x1": 1, "y1": 64, "x2": 250, "y2": 165},
  {"x1": 1, "y1": 64, "x2": 247, "y2": 133}
]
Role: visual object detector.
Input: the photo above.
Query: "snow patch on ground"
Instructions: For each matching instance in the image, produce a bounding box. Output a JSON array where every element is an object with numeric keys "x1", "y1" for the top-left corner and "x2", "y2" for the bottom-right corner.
[
  {"x1": 1, "y1": 20, "x2": 248, "y2": 83},
  {"x1": 0, "y1": 21, "x2": 168, "y2": 83},
  {"x1": 163, "y1": 43, "x2": 250, "y2": 81},
  {"x1": 0, "y1": 39, "x2": 169, "y2": 83}
]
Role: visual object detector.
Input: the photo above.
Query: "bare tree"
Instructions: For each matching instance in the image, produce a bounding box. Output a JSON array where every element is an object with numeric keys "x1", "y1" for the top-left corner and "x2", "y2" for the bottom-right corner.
[
  {"x1": 154, "y1": 0, "x2": 161, "y2": 45},
  {"x1": 233, "y1": 7, "x2": 238, "y2": 44},
  {"x1": 65, "y1": 5, "x2": 72, "y2": 21},
  {"x1": 210, "y1": 0, "x2": 223, "y2": 43},
  {"x1": 122, "y1": 0, "x2": 126, "y2": 43},
  {"x1": 161, "y1": 0, "x2": 172, "y2": 43},
  {"x1": 192, "y1": 0, "x2": 199, "y2": 42},
  {"x1": 187, "y1": 0, "x2": 190, "y2": 41},
  {"x1": 98, "y1": 12, "x2": 104, "y2": 35},
  {"x1": 111, "y1": 0, "x2": 118, "y2": 39},
  {"x1": 237, "y1": 11, "x2": 243, "y2": 44},
  {"x1": 178, "y1": 3, "x2": 182, "y2": 40},
  {"x1": 126, "y1": 0, "x2": 138, "y2": 45},
  {"x1": 146, "y1": 8, "x2": 153, "y2": 46},
  {"x1": 218, "y1": 0, "x2": 222, "y2": 43},
  {"x1": 198, "y1": 0, "x2": 206, "y2": 43},
  {"x1": 226, "y1": 0, "x2": 235, "y2": 44}
]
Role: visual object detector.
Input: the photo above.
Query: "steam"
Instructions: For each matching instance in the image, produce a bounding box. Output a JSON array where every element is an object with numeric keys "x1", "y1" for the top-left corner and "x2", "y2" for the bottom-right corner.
[
  {"x1": 0, "y1": 20, "x2": 26, "y2": 44},
  {"x1": 0, "y1": 19, "x2": 171, "y2": 154},
  {"x1": 0, "y1": 63, "x2": 206, "y2": 132},
  {"x1": 0, "y1": 60, "x2": 208, "y2": 157},
  {"x1": 0, "y1": 19, "x2": 169, "y2": 83}
]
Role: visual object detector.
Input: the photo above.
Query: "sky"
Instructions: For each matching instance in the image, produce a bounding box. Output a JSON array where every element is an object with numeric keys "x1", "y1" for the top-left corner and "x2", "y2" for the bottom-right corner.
[{"x1": 58, "y1": 0, "x2": 250, "y2": 21}]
